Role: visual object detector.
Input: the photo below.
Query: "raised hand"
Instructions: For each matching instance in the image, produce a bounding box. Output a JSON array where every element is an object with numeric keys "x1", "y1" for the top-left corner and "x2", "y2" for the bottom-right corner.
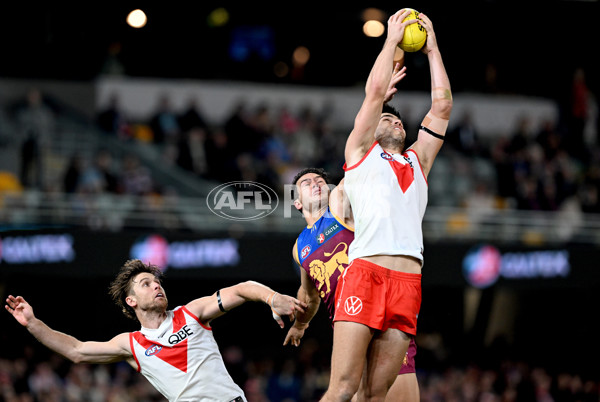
[
  {"x1": 387, "y1": 9, "x2": 418, "y2": 45},
  {"x1": 384, "y1": 62, "x2": 407, "y2": 103},
  {"x1": 5, "y1": 295, "x2": 35, "y2": 327},
  {"x1": 418, "y1": 12, "x2": 438, "y2": 54}
]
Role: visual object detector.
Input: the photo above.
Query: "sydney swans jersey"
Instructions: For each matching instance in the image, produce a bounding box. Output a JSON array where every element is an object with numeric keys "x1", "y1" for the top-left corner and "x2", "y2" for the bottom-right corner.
[
  {"x1": 343, "y1": 143, "x2": 427, "y2": 263},
  {"x1": 294, "y1": 207, "x2": 354, "y2": 322},
  {"x1": 130, "y1": 306, "x2": 246, "y2": 402}
]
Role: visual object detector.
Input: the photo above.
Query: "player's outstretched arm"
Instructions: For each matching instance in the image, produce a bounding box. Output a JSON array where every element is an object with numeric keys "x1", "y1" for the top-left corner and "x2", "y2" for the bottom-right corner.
[
  {"x1": 345, "y1": 9, "x2": 413, "y2": 167},
  {"x1": 284, "y1": 269, "x2": 321, "y2": 346},
  {"x1": 5, "y1": 295, "x2": 132, "y2": 364},
  {"x1": 187, "y1": 281, "x2": 307, "y2": 328},
  {"x1": 411, "y1": 12, "x2": 453, "y2": 177}
]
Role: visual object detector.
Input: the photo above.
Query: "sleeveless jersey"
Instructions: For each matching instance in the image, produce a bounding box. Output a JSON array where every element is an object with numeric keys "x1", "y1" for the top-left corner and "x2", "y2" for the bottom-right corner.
[
  {"x1": 129, "y1": 306, "x2": 246, "y2": 402},
  {"x1": 294, "y1": 207, "x2": 354, "y2": 322},
  {"x1": 343, "y1": 142, "x2": 428, "y2": 263}
]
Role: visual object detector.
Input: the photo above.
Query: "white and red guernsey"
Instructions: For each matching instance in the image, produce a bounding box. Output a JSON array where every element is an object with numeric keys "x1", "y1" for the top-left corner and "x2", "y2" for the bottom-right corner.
[
  {"x1": 343, "y1": 142, "x2": 428, "y2": 264},
  {"x1": 130, "y1": 306, "x2": 246, "y2": 402}
]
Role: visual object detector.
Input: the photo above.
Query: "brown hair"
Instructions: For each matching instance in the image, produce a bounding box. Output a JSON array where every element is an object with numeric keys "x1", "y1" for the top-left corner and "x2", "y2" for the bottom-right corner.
[{"x1": 108, "y1": 259, "x2": 163, "y2": 321}]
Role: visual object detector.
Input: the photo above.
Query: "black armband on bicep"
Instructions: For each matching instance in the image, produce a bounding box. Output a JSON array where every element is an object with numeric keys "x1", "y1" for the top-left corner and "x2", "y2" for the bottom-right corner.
[
  {"x1": 420, "y1": 125, "x2": 445, "y2": 140},
  {"x1": 217, "y1": 289, "x2": 227, "y2": 313}
]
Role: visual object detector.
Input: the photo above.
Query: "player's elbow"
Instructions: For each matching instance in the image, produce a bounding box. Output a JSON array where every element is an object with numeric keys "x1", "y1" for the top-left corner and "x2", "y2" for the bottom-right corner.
[
  {"x1": 67, "y1": 350, "x2": 86, "y2": 364},
  {"x1": 70, "y1": 355, "x2": 84, "y2": 364},
  {"x1": 366, "y1": 79, "x2": 387, "y2": 99},
  {"x1": 432, "y1": 97, "x2": 453, "y2": 120}
]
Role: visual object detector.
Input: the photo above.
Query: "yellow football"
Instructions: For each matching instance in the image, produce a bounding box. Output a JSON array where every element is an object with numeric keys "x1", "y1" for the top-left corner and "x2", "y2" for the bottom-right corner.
[{"x1": 398, "y1": 8, "x2": 427, "y2": 52}]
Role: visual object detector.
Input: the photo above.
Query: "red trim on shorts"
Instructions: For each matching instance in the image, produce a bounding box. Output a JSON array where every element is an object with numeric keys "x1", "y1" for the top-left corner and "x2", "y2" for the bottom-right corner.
[{"x1": 343, "y1": 141, "x2": 378, "y2": 171}]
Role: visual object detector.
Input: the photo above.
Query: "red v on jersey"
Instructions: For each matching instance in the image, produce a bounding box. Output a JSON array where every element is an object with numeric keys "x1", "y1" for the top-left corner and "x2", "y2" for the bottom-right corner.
[
  {"x1": 386, "y1": 158, "x2": 414, "y2": 193},
  {"x1": 133, "y1": 310, "x2": 190, "y2": 373}
]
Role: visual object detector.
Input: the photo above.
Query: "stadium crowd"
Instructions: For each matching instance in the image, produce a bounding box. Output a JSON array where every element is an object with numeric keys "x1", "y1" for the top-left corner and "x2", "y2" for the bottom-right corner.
[
  {"x1": 91, "y1": 79, "x2": 600, "y2": 218},
  {"x1": 1, "y1": 73, "x2": 598, "y2": 219},
  {"x1": 0, "y1": 73, "x2": 599, "y2": 400},
  {"x1": 0, "y1": 336, "x2": 598, "y2": 402}
]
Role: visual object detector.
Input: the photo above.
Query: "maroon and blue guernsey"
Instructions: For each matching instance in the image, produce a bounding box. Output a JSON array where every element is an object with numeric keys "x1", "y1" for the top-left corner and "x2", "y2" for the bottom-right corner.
[{"x1": 294, "y1": 207, "x2": 354, "y2": 323}]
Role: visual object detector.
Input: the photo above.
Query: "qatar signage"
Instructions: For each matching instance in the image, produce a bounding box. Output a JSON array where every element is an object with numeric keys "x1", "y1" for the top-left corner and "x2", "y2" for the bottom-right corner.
[
  {"x1": 463, "y1": 244, "x2": 570, "y2": 289},
  {"x1": 0, "y1": 234, "x2": 75, "y2": 264},
  {"x1": 130, "y1": 234, "x2": 240, "y2": 271}
]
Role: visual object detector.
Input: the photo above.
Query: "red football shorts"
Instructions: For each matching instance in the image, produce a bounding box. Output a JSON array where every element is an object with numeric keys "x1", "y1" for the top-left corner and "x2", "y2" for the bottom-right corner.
[{"x1": 333, "y1": 258, "x2": 421, "y2": 336}]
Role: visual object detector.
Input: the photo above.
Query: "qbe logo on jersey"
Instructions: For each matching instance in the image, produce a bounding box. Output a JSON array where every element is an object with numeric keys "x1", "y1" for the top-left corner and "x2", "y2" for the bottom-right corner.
[{"x1": 207, "y1": 181, "x2": 279, "y2": 221}]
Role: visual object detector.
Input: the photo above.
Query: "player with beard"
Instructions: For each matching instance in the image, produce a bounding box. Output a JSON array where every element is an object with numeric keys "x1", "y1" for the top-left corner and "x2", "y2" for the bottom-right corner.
[
  {"x1": 320, "y1": 8, "x2": 452, "y2": 402},
  {"x1": 285, "y1": 165, "x2": 419, "y2": 401},
  {"x1": 5, "y1": 259, "x2": 306, "y2": 402}
]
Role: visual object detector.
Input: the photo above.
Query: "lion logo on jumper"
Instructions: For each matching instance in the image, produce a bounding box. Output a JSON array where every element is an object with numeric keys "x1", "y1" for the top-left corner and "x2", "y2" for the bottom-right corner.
[{"x1": 309, "y1": 242, "x2": 348, "y2": 298}]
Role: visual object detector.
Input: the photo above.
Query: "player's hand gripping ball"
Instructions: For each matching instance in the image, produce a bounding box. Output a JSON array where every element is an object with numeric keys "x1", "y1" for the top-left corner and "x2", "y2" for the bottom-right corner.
[{"x1": 398, "y1": 8, "x2": 427, "y2": 52}]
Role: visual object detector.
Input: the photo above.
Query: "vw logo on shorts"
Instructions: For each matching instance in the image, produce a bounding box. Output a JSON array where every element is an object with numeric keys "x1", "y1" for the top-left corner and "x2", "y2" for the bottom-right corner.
[
  {"x1": 344, "y1": 296, "x2": 363, "y2": 316},
  {"x1": 207, "y1": 181, "x2": 279, "y2": 221}
]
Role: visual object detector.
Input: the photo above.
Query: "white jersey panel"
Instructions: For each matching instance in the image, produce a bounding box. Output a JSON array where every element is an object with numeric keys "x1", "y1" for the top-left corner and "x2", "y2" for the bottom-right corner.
[
  {"x1": 344, "y1": 143, "x2": 428, "y2": 263},
  {"x1": 130, "y1": 306, "x2": 246, "y2": 402}
]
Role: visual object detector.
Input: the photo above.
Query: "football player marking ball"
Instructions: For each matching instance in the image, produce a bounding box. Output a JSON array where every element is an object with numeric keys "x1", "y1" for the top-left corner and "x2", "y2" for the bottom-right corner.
[{"x1": 398, "y1": 8, "x2": 427, "y2": 52}]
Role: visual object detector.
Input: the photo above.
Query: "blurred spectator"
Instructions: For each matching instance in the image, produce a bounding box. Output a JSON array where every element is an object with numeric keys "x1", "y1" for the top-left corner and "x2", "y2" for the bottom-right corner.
[
  {"x1": 507, "y1": 115, "x2": 533, "y2": 155},
  {"x1": 288, "y1": 106, "x2": 319, "y2": 166},
  {"x1": 96, "y1": 92, "x2": 130, "y2": 139},
  {"x1": 16, "y1": 88, "x2": 56, "y2": 189},
  {"x1": 63, "y1": 154, "x2": 84, "y2": 194},
  {"x1": 119, "y1": 154, "x2": 154, "y2": 195},
  {"x1": 205, "y1": 129, "x2": 241, "y2": 182},
  {"x1": 448, "y1": 110, "x2": 485, "y2": 157},
  {"x1": 247, "y1": 103, "x2": 274, "y2": 156},
  {"x1": 27, "y1": 362, "x2": 62, "y2": 401},
  {"x1": 491, "y1": 136, "x2": 518, "y2": 200},
  {"x1": 94, "y1": 149, "x2": 120, "y2": 194},
  {"x1": 266, "y1": 358, "x2": 302, "y2": 402},
  {"x1": 535, "y1": 118, "x2": 562, "y2": 161},
  {"x1": 149, "y1": 94, "x2": 181, "y2": 145},
  {"x1": 223, "y1": 99, "x2": 255, "y2": 156},
  {"x1": 567, "y1": 67, "x2": 591, "y2": 161},
  {"x1": 462, "y1": 179, "x2": 497, "y2": 226},
  {"x1": 178, "y1": 96, "x2": 209, "y2": 135},
  {"x1": 276, "y1": 105, "x2": 300, "y2": 136},
  {"x1": 79, "y1": 149, "x2": 120, "y2": 194},
  {"x1": 176, "y1": 127, "x2": 208, "y2": 177}
]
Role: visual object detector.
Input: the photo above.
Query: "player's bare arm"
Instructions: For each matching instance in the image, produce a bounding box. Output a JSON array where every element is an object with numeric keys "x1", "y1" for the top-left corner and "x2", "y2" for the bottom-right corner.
[
  {"x1": 5, "y1": 295, "x2": 132, "y2": 364},
  {"x1": 410, "y1": 12, "x2": 453, "y2": 177},
  {"x1": 186, "y1": 281, "x2": 307, "y2": 328},
  {"x1": 328, "y1": 179, "x2": 354, "y2": 228},
  {"x1": 284, "y1": 268, "x2": 321, "y2": 346},
  {"x1": 345, "y1": 10, "x2": 414, "y2": 167}
]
